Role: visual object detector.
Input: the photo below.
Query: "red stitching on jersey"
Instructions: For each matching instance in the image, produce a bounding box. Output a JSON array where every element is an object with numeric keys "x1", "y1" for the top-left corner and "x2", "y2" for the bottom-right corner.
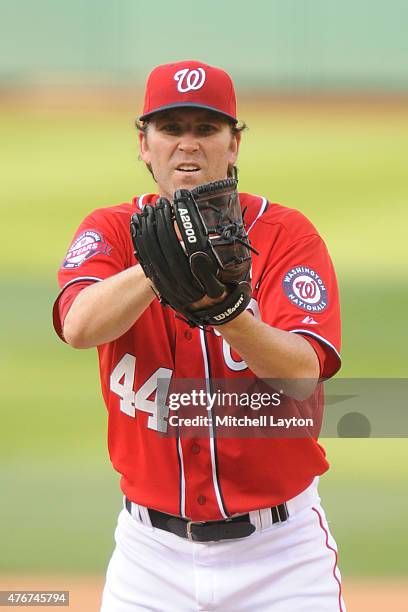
[{"x1": 311, "y1": 506, "x2": 344, "y2": 612}]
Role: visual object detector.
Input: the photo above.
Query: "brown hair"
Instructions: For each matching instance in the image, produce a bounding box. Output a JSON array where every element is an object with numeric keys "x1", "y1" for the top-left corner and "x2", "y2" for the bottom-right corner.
[{"x1": 135, "y1": 118, "x2": 248, "y2": 181}]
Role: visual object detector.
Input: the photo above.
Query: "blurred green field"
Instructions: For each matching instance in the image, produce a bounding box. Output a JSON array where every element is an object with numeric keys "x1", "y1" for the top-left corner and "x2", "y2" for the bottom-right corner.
[{"x1": 1, "y1": 102, "x2": 407, "y2": 576}]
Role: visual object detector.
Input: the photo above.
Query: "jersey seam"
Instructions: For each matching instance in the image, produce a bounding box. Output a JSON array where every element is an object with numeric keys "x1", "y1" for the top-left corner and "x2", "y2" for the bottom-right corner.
[
  {"x1": 278, "y1": 231, "x2": 323, "y2": 252},
  {"x1": 86, "y1": 208, "x2": 132, "y2": 268},
  {"x1": 254, "y1": 213, "x2": 324, "y2": 250}
]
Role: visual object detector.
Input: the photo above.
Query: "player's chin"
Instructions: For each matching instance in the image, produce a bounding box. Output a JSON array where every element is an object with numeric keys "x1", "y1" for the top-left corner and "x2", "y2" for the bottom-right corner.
[{"x1": 173, "y1": 170, "x2": 204, "y2": 190}]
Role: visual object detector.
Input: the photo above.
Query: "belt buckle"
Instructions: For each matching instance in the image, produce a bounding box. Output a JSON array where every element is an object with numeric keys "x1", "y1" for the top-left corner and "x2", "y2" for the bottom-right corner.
[{"x1": 186, "y1": 520, "x2": 206, "y2": 541}]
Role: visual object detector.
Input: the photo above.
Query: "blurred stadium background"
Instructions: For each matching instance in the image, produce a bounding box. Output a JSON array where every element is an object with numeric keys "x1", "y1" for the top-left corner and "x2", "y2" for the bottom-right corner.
[{"x1": 1, "y1": 0, "x2": 407, "y2": 609}]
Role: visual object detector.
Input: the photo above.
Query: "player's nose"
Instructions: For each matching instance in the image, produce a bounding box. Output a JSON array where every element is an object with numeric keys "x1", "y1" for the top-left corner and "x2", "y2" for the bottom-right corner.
[{"x1": 177, "y1": 132, "x2": 199, "y2": 153}]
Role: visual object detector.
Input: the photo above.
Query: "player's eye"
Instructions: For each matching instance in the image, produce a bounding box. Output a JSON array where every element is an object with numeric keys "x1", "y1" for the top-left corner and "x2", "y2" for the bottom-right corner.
[
  {"x1": 196, "y1": 123, "x2": 218, "y2": 136},
  {"x1": 160, "y1": 123, "x2": 183, "y2": 135}
]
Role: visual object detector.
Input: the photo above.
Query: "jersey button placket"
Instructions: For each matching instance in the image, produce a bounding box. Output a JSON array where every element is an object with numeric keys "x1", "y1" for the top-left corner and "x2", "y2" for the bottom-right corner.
[{"x1": 174, "y1": 319, "x2": 220, "y2": 519}]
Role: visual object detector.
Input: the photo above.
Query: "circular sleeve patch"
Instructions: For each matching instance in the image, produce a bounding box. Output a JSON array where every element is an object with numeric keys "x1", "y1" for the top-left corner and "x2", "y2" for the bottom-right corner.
[
  {"x1": 62, "y1": 230, "x2": 112, "y2": 269},
  {"x1": 282, "y1": 266, "x2": 328, "y2": 312}
]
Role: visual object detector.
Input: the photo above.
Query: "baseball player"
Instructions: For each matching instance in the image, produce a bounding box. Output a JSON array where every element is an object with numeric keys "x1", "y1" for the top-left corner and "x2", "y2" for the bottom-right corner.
[{"x1": 53, "y1": 60, "x2": 346, "y2": 611}]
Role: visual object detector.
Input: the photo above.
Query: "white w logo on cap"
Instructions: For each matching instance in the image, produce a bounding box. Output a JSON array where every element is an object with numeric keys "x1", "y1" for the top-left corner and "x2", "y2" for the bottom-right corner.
[{"x1": 174, "y1": 67, "x2": 206, "y2": 93}]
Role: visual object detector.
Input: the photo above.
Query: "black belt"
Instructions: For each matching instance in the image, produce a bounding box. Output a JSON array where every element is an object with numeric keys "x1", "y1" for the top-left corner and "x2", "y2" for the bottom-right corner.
[{"x1": 125, "y1": 498, "x2": 289, "y2": 542}]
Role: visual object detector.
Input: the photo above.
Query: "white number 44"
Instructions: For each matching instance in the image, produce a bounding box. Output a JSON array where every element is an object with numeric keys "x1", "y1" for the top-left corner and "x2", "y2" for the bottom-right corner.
[{"x1": 110, "y1": 353, "x2": 172, "y2": 432}]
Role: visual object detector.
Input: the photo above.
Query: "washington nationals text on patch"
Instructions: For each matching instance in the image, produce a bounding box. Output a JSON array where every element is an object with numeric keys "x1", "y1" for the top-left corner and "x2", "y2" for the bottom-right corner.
[{"x1": 282, "y1": 266, "x2": 328, "y2": 312}]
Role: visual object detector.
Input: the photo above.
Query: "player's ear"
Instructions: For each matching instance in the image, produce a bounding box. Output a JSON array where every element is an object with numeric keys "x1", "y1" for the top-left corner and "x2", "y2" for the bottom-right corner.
[
  {"x1": 139, "y1": 131, "x2": 151, "y2": 164},
  {"x1": 228, "y1": 131, "x2": 241, "y2": 166}
]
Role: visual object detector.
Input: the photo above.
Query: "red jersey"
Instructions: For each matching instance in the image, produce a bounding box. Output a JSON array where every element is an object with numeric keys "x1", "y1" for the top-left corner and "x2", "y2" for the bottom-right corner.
[{"x1": 53, "y1": 193, "x2": 341, "y2": 521}]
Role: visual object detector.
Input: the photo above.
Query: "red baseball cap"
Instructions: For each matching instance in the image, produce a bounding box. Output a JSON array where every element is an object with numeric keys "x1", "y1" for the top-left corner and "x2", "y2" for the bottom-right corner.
[{"x1": 139, "y1": 60, "x2": 237, "y2": 123}]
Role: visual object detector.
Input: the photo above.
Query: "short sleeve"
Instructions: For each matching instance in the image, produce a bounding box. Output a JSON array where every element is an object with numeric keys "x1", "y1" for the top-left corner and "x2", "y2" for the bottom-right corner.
[
  {"x1": 53, "y1": 206, "x2": 132, "y2": 341},
  {"x1": 257, "y1": 233, "x2": 341, "y2": 379},
  {"x1": 52, "y1": 281, "x2": 94, "y2": 341}
]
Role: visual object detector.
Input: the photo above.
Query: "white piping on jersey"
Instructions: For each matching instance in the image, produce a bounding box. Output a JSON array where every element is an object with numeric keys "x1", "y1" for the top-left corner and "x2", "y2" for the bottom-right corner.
[
  {"x1": 199, "y1": 328, "x2": 229, "y2": 519},
  {"x1": 244, "y1": 196, "x2": 268, "y2": 301},
  {"x1": 247, "y1": 196, "x2": 268, "y2": 234},
  {"x1": 138, "y1": 194, "x2": 148, "y2": 210},
  {"x1": 290, "y1": 329, "x2": 341, "y2": 360},
  {"x1": 60, "y1": 276, "x2": 102, "y2": 292},
  {"x1": 177, "y1": 437, "x2": 187, "y2": 518}
]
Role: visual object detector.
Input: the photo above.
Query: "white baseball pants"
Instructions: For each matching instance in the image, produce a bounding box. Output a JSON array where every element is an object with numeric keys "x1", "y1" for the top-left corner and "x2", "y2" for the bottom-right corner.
[{"x1": 100, "y1": 482, "x2": 346, "y2": 611}]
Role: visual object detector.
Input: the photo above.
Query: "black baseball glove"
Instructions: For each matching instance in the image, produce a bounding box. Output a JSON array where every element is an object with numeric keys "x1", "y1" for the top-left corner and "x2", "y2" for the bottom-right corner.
[{"x1": 130, "y1": 178, "x2": 256, "y2": 327}]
